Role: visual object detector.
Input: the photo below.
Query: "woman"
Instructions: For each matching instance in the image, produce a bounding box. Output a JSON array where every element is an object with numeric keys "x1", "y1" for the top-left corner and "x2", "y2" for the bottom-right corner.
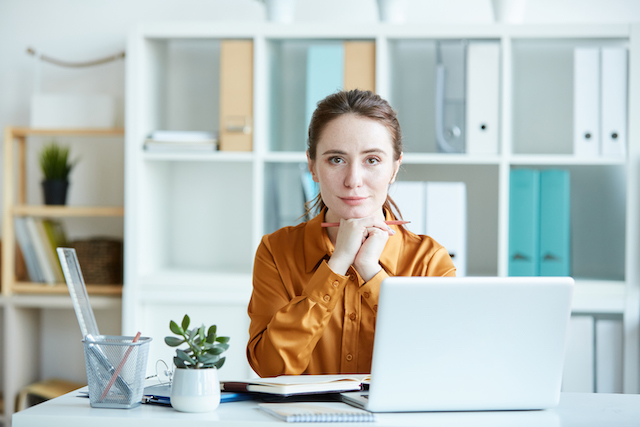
[{"x1": 247, "y1": 89, "x2": 456, "y2": 378}]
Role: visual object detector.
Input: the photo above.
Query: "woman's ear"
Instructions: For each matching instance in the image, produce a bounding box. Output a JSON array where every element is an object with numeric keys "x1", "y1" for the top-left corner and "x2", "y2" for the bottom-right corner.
[
  {"x1": 390, "y1": 153, "x2": 403, "y2": 184},
  {"x1": 307, "y1": 151, "x2": 319, "y2": 182}
]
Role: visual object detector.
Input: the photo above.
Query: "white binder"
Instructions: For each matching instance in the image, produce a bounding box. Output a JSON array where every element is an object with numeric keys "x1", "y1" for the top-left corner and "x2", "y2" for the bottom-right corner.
[
  {"x1": 562, "y1": 315, "x2": 595, "y2": 393},
  {"x1": 595, "y1": 318, "x2": 623, "y2": 393},
  {"x1": 425, "y1": 182, "x2": 467, "y2": 277},
  {"x1": 465, "y1": 42, "x2": 500, "y2": 155},
  {"x1": 600, "y1": 47, "x2": 628, "y2": 158},
  {"x1": 389, "y1": 181, "x2": 426, "y2": 235},
  {"x1": 573, "y1": 48, "x2": 601, "y2": 158}
]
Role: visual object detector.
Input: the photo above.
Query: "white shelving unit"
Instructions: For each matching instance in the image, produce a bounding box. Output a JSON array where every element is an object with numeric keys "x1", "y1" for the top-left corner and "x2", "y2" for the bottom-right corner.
[{"x1": 123, "y1": 22, "x2": 640, "y2": 392}]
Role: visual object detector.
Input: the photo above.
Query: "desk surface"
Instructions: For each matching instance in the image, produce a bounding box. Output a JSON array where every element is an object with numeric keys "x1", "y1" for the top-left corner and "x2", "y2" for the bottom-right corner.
[{"x1": 12, "y1": 391, "x2": 640, "y2": 427}]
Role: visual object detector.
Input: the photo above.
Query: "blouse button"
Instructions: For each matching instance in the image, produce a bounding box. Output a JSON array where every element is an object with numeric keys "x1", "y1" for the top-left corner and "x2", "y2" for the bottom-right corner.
[
  {"x1": 332, "y1": 280, "x2": 339, "y2": 288},
  {"x1": 373, "y1": 305, "x2": 378, "y2": 312},
  {"x1": 349, "y1": 274, "x2": 357, "y2": 282},
  {"x1": 349, "y1": 312, "x2": 356, "y2": 321},
  {"x1": 363, "y1": 292, "x2": 370, "y2": 299},
  {"x1": 323, "y1": 295, "x2": 331, "y2": 302},
  {"x1": 346, "y1": 354, "x2": 353, "y2": 362}
]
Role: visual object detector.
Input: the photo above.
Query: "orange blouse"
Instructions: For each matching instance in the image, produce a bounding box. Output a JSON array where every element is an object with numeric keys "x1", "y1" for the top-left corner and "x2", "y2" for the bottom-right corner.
[{"x1": 247, "y1": 210, "x2": 456, "y2": 378}]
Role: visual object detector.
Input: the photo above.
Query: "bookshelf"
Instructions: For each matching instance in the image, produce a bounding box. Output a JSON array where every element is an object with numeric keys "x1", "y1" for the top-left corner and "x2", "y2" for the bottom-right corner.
[
  {"x1": 1, "y1": 126, "x2": 125, "y2": 424},
  {"x1": 123, "y1": 22, "x2": 640, "y2": 394}
]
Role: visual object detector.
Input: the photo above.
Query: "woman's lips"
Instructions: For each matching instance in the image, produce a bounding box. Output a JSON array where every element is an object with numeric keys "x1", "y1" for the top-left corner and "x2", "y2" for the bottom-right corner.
[{"x1": 340, "y1": 197, "x2": 367, "y2": 206}]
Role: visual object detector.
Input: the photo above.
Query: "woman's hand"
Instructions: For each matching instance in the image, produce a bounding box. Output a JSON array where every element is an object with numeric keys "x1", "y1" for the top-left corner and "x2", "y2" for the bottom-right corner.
[{"x1": 327, "y1": 216, "x2": 395, "y2": 281}]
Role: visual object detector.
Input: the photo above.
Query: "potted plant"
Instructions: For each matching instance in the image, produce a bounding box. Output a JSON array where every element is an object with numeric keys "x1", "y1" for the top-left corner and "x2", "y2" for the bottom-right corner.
[
  {"x1": 39, "y1": 141, "x2": 76, "y2": 205},
  {"x1": 165, "y1": 314, "x2": 230, "y2": 412}
]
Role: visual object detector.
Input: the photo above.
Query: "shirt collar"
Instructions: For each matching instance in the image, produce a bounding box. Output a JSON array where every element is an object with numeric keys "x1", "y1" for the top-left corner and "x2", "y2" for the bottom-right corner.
[{"x1": 303, "y1": 209, "x2": 402, "y2": 276}]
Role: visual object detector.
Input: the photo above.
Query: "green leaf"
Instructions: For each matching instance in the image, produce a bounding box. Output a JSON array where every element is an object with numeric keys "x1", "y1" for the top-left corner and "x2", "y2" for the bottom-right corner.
[
  {"x1": 187, "y1": 327, "x2": 197, "y2": 342},
  {"x1": 216, "y1": 336, "x2": 230, "y2": 344},
  {"x1": 169, "y1": 320, "x2": 183, "y2": 335},
  {"x1": 182, "y1": 314, "x2": 190, "y2": 331},
  {"x1": 213, "y1": 357, "x2": 226, "y2": 370},
  {"x1": 199, "y1": 353, "x2": 219, "y2": 364},
  {"x1": 177, "y1": 349, "x2": 196, "y2": 365},
  {"x1": 206, "y1": 346, "x2": 225, "y2": 356},
  {"x1": 174, "y1": 357, "x2": 187, "y2": 369},
  {"x1": 198, "y1": 324, "x2": 205, "y2": 343},
  {"x1": 164, "y1": 336, "x2": 184, "y2": 347}
]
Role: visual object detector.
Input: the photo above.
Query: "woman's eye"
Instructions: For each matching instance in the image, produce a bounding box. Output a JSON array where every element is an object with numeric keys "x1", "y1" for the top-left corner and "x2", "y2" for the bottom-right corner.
[
  {"x1": 366, "y1": 157, "x2": 380, "y2": 165},
  {"x1": 329, "y1": 157, "x2": 344, "y2": 164}
]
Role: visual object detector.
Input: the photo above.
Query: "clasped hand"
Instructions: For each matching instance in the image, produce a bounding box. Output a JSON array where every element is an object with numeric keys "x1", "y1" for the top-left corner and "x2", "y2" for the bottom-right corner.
[{"x1": 327, "y1": 216, "x2": 395, "y2": 282}]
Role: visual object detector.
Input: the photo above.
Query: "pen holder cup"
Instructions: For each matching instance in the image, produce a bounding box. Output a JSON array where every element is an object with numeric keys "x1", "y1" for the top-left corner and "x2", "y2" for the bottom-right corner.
[{"x1": 82, "y1": 335, "x2": 152, "y2": 409}]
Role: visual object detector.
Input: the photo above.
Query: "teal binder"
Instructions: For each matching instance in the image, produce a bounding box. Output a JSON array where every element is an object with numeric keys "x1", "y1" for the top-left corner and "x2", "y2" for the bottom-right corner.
[
  {"x1": 509, "y1": 169, "x2": 540, "y2": 276},
  {"x1": 539, "y1": 169, "x2": 571, "y2": 276},
  {"x1": 305, "y1": 44, "x2": 344, "y2": 136}
]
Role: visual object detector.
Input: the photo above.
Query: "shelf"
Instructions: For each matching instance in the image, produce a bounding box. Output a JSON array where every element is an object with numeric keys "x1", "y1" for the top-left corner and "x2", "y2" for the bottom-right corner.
[
  {"x1": 509, "y1": 155, "x2": 627, "y2": 166},
  {"x1": 571, "y1": 279, "x2": 626, "y2": 314},
  {"x1": 12, "y1": 205, "x2": 124, "y2": 217},
  {"x1": 143, "y1": 151, "x2": 254, "y2": 162},
  {"x1": 11, "y1": 282, "x2": 122, "y2": 296},
  {"x1": 9, "y1": 293, "x2": 122, "y2": 309},
  {"x1": 8, "y1": 127, "x2": 124, "y2": 137}
]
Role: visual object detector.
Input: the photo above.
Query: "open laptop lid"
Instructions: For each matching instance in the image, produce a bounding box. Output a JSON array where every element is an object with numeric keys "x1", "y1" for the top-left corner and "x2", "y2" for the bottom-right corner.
[{"x1": 350, "y1": 276, "x2": 574, "y2": 412}]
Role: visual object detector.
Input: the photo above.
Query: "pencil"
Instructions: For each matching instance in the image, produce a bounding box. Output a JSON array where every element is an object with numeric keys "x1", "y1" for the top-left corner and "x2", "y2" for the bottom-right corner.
[
  {"x1": 100, "y1": 331, "x2": 141, "y2": 402},
  {"x1": 321, "y1": 220, "x2": 411, "y2": 228}
]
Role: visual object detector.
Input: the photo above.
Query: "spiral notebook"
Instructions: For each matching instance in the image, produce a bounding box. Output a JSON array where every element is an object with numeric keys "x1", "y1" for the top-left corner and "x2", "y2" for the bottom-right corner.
[{"x1": 258, "y1": 402, "x2": 375, "y2": 423}]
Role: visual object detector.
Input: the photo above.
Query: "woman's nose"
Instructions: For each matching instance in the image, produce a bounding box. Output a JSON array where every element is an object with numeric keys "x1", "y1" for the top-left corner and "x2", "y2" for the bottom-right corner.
[{"x1": 344, "y1": 164, "x2": 363, "y2": 188}]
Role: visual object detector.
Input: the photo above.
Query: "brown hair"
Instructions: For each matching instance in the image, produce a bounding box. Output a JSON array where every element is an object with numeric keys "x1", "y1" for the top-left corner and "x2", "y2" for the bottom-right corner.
[{"x1": 305, "y1": 89, "x2": 404, "y2": 219}]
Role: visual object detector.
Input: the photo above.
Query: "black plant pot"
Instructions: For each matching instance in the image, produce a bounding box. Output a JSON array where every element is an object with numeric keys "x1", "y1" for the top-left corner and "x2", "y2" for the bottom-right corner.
[{"x1": 42, "y1": 179, "x2": 69, "y2": 205}]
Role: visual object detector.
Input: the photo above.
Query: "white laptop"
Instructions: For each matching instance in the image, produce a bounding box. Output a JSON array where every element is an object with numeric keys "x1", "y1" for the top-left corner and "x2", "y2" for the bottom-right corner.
[{"x1": 341, "y1": 276, "x2": 574, "y2": 412}]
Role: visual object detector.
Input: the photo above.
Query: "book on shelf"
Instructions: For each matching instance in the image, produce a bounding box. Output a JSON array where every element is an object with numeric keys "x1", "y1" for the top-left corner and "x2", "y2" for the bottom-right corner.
[
  {"x1": 24, "y1": 217, "x2": 56, "y2": 284},
  {"x1": 34, "y1": 219, "x2": 64, "y2": 283},
  {"x1": 14, "y1": 217, "x2": 44, "y2": 283},
  {"x1": 144, "y1": 130, "x2": 219, "y2": 152},
  {"x1": 42, "y1": 219, "x2": 69, "y2": 281},
  {"x1": 221, "y1": 375, "x2": 369, "y2": 397},
  {"x1": 258, "y1": 402, "x2": 375, "y2": 423}
]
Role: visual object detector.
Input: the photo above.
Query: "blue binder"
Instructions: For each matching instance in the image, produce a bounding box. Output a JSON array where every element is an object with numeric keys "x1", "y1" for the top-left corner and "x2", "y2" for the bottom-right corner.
[
  {"x1": 305, "y1": 44, "x2": 344, "y2": 135},
  {"x1": 539, "y1": 170, "x2": 571, "y2": 276},
  {"x1": 509, "y1": 169, "x2": 540, "y2": 276}
]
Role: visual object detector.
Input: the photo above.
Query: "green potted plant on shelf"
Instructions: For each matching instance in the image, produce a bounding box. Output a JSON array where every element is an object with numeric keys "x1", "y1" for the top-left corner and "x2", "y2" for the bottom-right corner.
[
  {"x1": 39, "y1": 141, "x2": 77, "y2": 205},
  {"x1": 165, "y1": 314, "x2": 230, "y2": 413}
]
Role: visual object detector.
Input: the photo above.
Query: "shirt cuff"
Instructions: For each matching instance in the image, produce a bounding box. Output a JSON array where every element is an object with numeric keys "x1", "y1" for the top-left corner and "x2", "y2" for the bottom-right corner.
[
  {"x1": 302, "y1": 260, "x2": 349, "y2": 310},
  {"x1": 359, "y1": 268, "x2": 388, "y2": 312}
]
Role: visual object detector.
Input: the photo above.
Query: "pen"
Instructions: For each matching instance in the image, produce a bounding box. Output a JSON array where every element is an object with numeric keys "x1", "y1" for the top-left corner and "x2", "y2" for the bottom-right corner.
[{"x1": 321, "y1": 220, "x2": 411, "y2": 228}]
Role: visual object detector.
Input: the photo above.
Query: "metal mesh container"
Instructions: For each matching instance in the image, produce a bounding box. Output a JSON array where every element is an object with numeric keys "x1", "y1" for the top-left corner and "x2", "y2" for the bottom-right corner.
[{"x1": 82, "y1": 335, "x2": 151, "y2": 409}]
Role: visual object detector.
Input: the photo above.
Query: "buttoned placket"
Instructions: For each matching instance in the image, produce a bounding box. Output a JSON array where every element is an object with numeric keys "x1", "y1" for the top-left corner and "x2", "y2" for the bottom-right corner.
[{"x1": 340, "y1": 267, "x2": 362, "y2": 372}]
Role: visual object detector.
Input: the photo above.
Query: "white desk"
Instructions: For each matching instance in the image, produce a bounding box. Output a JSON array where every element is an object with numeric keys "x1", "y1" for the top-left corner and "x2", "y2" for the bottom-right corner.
[{"x1": 12, "y1": 391, "x2": 640, "y2": 427}]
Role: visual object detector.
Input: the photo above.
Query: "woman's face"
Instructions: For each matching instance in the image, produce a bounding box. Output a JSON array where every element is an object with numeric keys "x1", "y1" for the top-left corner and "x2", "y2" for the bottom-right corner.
[{"x1": 308, "y1": 114, "x2": 402, "y2": 222}]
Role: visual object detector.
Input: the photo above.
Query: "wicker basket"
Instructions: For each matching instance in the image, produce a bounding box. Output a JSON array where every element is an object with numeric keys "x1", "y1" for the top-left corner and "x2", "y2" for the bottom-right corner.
[{"x1": 70, "y1": 238, "x2": 123, "y2": 284}]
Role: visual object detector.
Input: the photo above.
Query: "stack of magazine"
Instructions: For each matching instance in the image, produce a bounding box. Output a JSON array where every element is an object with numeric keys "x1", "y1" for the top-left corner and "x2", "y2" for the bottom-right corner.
[{"x1": 144, "y1": 130, "x2": 218, "y2": 152}]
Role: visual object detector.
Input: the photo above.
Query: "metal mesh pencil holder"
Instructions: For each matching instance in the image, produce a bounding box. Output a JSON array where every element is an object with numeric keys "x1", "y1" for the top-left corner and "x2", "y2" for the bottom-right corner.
[{"x1": 82, "y1": 335, "x2": 152, "y2": 409}]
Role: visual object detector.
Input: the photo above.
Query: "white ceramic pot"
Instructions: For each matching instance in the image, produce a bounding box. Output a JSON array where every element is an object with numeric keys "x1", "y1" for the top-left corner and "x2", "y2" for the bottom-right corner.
[
  {"x1": 264, "y1": 0, "x2": 296, "y2": 23},
  {"x1": 376, "y1": 0, "x2": 407, "y2": 23},
  {"x1": 170, "y1": 368, "x2": 221, "y2": 413}
]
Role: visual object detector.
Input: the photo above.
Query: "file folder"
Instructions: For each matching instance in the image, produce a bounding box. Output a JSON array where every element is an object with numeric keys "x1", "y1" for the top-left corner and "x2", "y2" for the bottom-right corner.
[
  {"x1": 306, "y1": 44, "x2": 344, "y2": 135},
  {"x1": 344, "y1": 41, "x2": 376, "y2": 93},
  {"x1": 595, "y1": 318, "x2": 623, "y2": 393},
  {"x1": 389, "y1": 181, "x2": 426, "y2": 235},
  {"x1": 466, "y1": 42, "x2": 500, "y2": 155},
  {"x1": 219, "y1": 40, "x2": 253, "y2": 151},
  {"x1": 562, "y1": 315, "x2": 595, "y2": 393},
  {"x1": 600, "y1": 47, "x2": 628, "y2": 158},
  {"x1": 539, "y1": 169, "x2": 570, "y2": 276},
  {"x1": 573, "y1": 48, "x2": 600, "y2": 158},
  {"x1": 509, "y1": 169, "x2": 540, "y2": 276},
  {"x1": 425, "y1": 182, "x2": 467, "y2": 276}
]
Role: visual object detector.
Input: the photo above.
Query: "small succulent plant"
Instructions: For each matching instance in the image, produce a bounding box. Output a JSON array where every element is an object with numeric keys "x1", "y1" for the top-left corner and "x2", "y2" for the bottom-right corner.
[{"x1": 164, "y1": 315, "x2": 230, "y2": 369}]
